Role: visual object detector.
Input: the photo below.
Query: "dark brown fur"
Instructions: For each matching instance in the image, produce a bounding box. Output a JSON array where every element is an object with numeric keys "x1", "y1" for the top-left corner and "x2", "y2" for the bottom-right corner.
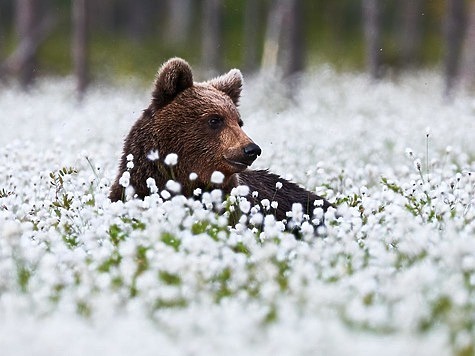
[{"x1": 110, "y1": 58, "x2": 334, "y2": 223}]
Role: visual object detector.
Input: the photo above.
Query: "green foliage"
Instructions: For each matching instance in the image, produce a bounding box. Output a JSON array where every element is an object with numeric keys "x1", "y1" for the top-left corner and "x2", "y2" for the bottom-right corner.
[
  {"x1": 161, "y1": 232, "x2": 181, "y2": 251},
  {"x1": 17, "y1": 264, "x2": 31, "y2": 293},
  {"x1": 159, "y1": 271, "x2": 182, "y2": 286},
  {"x1": 212, "y1": 267, "x2": 233, "y2": 302}
]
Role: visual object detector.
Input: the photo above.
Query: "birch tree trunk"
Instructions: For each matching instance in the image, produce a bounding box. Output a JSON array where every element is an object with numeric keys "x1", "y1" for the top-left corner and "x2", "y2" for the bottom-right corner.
[
  {"x1": 72, "y1": 0, "x2": 89, "y2": 96},
  {"x1": 165, "y1": 0, "x2": 192, "y2": 46},
  {"x1": 124, "y1": 0, "x2": 155, "y2": 41},
  {"x1": 243, "y1": 0, "x2": 261, "y2": 73},
  {"x1": 461, "y1": 1, "x2": 475, "y2": 91},
  {"x1": 399, "y1": 0, "x2": 423, "y2": 68},
  {"x1": 362, "y1": 0, "x2": 382, "y2": 80},
  {"x1": 283, "y1": 0, "x2": 305, "y2": 78},
  {"x1": 201, "y1": 0, "x2": 223, "y2": 73},
  {"x1": 261, "y1": 0, "x2": 286, "y2": 71},
  {"x1": 15, "y1": 0, "x2": 39, "y2": 87},
  {"x1": 443, "y1": 0, "x2": 467, "y2": 97}
]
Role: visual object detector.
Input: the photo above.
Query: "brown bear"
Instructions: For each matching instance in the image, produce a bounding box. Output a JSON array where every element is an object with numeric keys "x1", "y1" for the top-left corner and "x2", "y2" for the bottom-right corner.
[{"x1": 110, "y1": 58, "x2": 334, "y2": 224}]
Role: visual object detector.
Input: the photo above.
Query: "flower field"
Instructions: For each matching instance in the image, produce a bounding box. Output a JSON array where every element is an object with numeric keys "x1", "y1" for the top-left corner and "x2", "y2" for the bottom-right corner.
[{"x1": 1, "y1": 68, "x2": 475, "y2": 355}]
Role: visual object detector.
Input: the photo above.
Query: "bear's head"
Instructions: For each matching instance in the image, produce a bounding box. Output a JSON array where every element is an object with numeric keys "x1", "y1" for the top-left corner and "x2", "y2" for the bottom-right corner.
[{"x1": 130, "y1": 58, "x2": 261, "y2": 196}]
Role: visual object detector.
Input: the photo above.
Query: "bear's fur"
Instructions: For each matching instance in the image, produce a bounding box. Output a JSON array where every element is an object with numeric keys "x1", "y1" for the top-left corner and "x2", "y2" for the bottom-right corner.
[{"x1": 110, "y1": 58, "x2": 334, "y2": 223}]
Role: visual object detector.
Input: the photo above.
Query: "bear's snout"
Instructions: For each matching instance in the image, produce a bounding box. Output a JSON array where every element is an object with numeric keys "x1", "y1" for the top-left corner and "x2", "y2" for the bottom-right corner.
[
  {"x1": 243, "y1": 143, "x2": 261, "y2": 160},
  {"x1": 223, "y1": 142, "x2": 261, "y2": 172},
  {"x1": 236, "y1": 142, "x2": 261, "y2": 167}
]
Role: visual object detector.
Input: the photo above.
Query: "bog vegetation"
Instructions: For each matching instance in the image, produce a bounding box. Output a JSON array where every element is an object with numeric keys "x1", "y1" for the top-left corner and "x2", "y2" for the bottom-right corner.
[{"x1": 1, "y1": 68, "x2": 475, "y2": 355}]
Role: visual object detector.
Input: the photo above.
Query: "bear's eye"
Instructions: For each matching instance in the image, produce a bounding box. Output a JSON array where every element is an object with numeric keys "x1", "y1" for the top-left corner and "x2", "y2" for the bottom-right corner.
[{"x1": 208, "y1": 116, "x2": 224, "y2": 130}]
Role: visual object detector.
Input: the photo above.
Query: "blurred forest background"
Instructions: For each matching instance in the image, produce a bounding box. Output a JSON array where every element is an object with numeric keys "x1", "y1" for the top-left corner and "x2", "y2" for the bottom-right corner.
[{"x1": 1, "y1": 0, "x2": 475, "y2": 97}]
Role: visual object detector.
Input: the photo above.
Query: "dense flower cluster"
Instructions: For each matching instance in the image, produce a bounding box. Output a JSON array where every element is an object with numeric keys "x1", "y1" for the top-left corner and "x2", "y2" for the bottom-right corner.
[{"x1": 0, "y1": 69, "x2": 474, "y2": 355}]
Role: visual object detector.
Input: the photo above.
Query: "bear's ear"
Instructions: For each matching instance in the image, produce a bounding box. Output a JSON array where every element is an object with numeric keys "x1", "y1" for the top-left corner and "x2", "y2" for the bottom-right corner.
[
  {"x1": 207, "y1": 69, "x2": 243, "y2": 106},
  {"x1": 152, "y1": 58, "x2": 194, "y2": 109}
]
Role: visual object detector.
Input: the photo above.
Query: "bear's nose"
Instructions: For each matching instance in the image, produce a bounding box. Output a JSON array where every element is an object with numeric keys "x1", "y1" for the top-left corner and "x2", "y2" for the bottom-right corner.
[{"x1": 243, "y1": 143, "x2": 262, "y2": 158}]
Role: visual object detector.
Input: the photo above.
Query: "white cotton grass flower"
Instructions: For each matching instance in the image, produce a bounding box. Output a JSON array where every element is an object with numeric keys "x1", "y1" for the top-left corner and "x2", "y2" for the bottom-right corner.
[
  {"x1": 126, "y1": 161, "x2": 134, "y2": 170},
  {"x1": 118, "y1": 171, "x2": 130, "y2": 188},
  {"x1": 164, "y1": 153, "x2": 178, "y2": 166},
  {"x1": 161, "y1": 190, "x2": 171, "y2": 200},
  {"x1": 126, "y1": 153, "x2": 134, "y2": 162},
  {"x1": 210, "y1": 189, "x2": 222, "y2": 203},
  {"x1": 239, "y1": 198, "x2": 251, "y2": 214},
  {"x1": 211, "y1": 171, "x2": 224, "y2": 184},
  {"x1": 166, "y1": 180, "x2": 181, "y2": 193},
  {"x1": 231, "y1": 185, "x2": 249, "y2": 197},
  {"x1": 261, "y1": 199, "x2": 270, "y2": 210},
  {"x1": 147, "y1": 149, "x2": 159, "y2": 161},
  {"x1": 146, "y1": 177, "x2": 158, "y2": 194},
  {"x1": 249, "y1": 212, "x2": 263, "y2": 225},
  {"x1": 414, "y1": 158, "x2": 422, "y2": 171},
  {"x1": 275, "y1": 181, "x2": 283, "y2": 190},
  {"x1": 189, "y1": 172, "x2": 198, "y2": 181}
]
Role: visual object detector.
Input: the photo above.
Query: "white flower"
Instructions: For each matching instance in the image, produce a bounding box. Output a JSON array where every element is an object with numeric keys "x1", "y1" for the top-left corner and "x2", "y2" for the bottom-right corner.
[
  {"x1": 211, "y1": 189, "x2": 222, "y2": 203},
  {"x1": 119, "y1": 171, "x2": 130, "y2": 188},
  {"x1": 425, "y1": 126, "x2": 431, "y2": 137},
  {"x1": 414, "y1": 159, "x2": 422, "y2": 171},
  {"x1": 261, "y1": 199, "x2": 270, "y2": 210},
  {"x1": 288, "y1": 203, "x2": 303, "y2": 225},
  {"x1": 126, "y1": 153, "x2": 134, "y2": 162},
  {"x1": 126, "y1": 161, "x2": 134, "y2": 170},
  {"x1": 250, "y1": 212, "x2": 263, "y2": 225},
  {"x1": 189, "y1": 172, "x2": 198, "y2": 181},
  {"x1": 166, "y1": 180, "x2": 181, "y2": 193},
  {"x1": 237, "y1": 185, "x2": 250, "y2": 196},
  {"x1": 146, "y1": 177, "x2": 158, "y2": 194},
  {"x1": 164, "y1": 153, "x2": 178, "y2": 166},
  {"x1": 147, "y1": 149, "x2": 159, "y2": 161},
  {"x1": 314, "y1": 199, "x2": 324, "y2": 207},
  {"x1": 161, "y1": 190, "x2": 171, "y2": 200},
  {"x1": 239, "y1": 199, "x2": 251, "y2": 214},
  {"x1": 271, "y1": 201, "x2": 278, "y2": 209},
  {"x1": 211, "y1": 171, "x2": 224, "y2": 184},
  {"x1": 275, "y1": 181, "x2": 283, "y2": 190}
]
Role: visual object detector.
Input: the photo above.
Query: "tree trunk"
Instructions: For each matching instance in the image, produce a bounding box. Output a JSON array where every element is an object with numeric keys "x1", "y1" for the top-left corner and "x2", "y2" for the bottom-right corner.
[
  {"x1": 201, "y1": 0, "x2": 224, "y2": 73},
  {"x1": 362, "y1": 0, "x2": 382, "y2": 80},
  {"x1": 124, "y1": 0, "x2": 155, "y2": 41},
  {"x1": 282, "y1": 0, "x2": 305, "y2": 77},
  {"x1": 243, "y1": 0, "x2": 261, "y2": 73},
  {"x1": 72, "y1": 0, "x2": 89, "y2": 96},
  {"x1": 88, "y1": 0, "x2": 117, "y2": 34},
  {"x1": 461, "y1": 1, "x2": 475, "y2": 91},
  {"x1": 443, "y1": 0, "x2": 467, "y2": 97},
  {"x1": 399, "y1": 0, "x2": 423, "y2": 68},
  {"x1": 15, "y1": 0, "x2": 40, "y2": 87},
  {"x1": 261, "y1": 0, "x2": 287, "y2": 71},
  {"x1": 165, "y1": 0, "x2": 192, "y2": 46}
]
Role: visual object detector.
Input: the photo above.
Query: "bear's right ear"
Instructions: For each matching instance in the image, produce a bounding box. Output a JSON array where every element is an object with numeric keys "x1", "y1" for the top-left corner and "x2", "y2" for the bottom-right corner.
[{"x1": 151, "y1": 58, "x2": 194, "y2": 109}]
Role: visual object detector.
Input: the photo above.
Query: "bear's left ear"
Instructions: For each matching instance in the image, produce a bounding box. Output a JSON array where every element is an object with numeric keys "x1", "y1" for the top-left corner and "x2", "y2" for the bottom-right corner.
[
  {"x1": 152, "y1": 57, "x2": 194, "y2": 109},
  {"x1": 207, "y1": 69, "x2": 243, "y2": 106}
]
